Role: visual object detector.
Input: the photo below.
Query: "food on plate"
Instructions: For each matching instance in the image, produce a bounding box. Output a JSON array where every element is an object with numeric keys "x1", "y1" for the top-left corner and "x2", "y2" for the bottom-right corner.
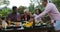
[{"x1": 23, "y1": 21, "x2": 33, "y2": 27}]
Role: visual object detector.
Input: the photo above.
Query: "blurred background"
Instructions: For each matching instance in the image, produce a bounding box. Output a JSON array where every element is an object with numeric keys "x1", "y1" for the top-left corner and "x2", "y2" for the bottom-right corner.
[
  {"x1": 0, "y1": 0, "x2": 60, "y2": 32},
  {"x1": 0, "y1": 0, "x2": 60, "y2": 21}
]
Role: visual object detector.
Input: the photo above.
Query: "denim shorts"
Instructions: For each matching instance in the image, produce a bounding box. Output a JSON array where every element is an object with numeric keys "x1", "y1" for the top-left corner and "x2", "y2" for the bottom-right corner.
[{"x1": 54, "y1": 20, "x2": 60, "y2": 30}]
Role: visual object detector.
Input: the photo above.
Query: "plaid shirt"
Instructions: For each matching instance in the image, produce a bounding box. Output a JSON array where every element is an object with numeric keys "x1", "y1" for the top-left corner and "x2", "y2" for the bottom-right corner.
[{"x1": 6, "y1": 13, "x2": 21, "y2": 21}]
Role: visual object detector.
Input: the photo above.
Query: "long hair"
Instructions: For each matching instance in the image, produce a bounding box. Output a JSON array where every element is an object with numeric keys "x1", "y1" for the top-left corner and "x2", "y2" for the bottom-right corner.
[{"x1": 35, "y1": 9, "x2": 41, "y2": 14}]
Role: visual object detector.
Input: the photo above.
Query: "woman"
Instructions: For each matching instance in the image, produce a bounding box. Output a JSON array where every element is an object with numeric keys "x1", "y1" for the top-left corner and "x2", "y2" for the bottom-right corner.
[
  {"x1": 21, "y1": 9, "x2": 32, "y2": 21},
  {"x1": 33, "y1": 9, "x2": 41, "y2": 19},
  {"x1": 33, "y1": 9, "x2": 42, "y2": 22}
]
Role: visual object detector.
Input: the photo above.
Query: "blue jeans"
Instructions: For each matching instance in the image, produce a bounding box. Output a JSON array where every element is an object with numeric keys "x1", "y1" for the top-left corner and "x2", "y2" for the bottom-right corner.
[{"x1": 54, "y1": 20, "x2": 60, "y2": 30}]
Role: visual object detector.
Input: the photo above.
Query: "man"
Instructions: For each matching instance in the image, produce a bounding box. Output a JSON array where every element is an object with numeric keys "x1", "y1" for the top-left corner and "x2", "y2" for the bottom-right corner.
[
  {"x1": 6, "y1": 6, "x2": 21, "y2": 22},
  {"x1": 35, "y1": 0, "x2": 60, "y2": 32}
]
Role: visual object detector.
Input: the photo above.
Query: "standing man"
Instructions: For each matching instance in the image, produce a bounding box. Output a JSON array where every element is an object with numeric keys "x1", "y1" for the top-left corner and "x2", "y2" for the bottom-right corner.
[{"x1": 35, "y1": 0, "x2": 60, "y2": 32}]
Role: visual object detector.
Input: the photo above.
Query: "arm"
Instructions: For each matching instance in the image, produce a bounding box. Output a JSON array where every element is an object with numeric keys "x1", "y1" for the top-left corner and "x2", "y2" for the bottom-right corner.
[{"x1": 35, "y1": 4, "x2": 52, "y2": 19}]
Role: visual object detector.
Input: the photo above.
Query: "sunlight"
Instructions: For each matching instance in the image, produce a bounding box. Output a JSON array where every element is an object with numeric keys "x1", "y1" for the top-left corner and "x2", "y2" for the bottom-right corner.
[{"x1": 8, "y1": 0, "x2": 30, "y2": 8}]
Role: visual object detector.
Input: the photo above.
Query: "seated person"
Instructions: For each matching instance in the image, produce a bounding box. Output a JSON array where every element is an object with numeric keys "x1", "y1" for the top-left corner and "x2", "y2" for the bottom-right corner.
[
  {"x1": 6, "y1": 6, "x2": 21, "y2": 22},
  {"x1": 21, "y1": 9, "x2": 32, "y2": 21},
  {"x1": 33, "y1": 9, "x2": 42, "y2": 22}
]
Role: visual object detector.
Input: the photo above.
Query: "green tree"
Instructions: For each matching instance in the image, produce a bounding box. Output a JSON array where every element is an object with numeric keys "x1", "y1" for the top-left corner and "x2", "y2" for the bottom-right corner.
[
  {"x1": 0, "y1": 0, "x2": 9, "y2": 6},
  {"x1": 29, "y1": 0, "x2": 43, "y2": 14},
  {"x1": 0, "y1": 0, "x2": 10, "y2": 18},
  {"x1": 18, "y1": 6, "x2": 27, "y2": 14},
  {"x1": 29, "y1": 3, "x2": 34, "y2": 12},
  {"x1": 0, "y1": 7, "x2": 12, "y2": 18},
  {"x1": 52, "y1": 0, "x2": 60, "y2": 11}
]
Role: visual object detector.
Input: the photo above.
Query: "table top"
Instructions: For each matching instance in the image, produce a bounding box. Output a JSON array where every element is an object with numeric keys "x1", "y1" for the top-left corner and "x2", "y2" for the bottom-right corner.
[
  {"x1": 1, "y1": 24, "x2": 54, "y2": 31},
  {"x1": 0, "y1": 20, "x2": 54, "y2": 31}
]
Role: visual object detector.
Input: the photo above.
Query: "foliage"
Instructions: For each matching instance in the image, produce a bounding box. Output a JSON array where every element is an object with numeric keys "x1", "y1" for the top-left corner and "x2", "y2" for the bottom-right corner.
[
  {"x1": 29, "y1": 0, "x2": 44, "y2": 14},
  {"x1": 52, "y1": 0, "x2": 60, "y2": 11},
  {"x1": 0, "y1": 7, "x2": 12, "y2": 18},
  {"x1": 4, "y1": 0, "x2": 10, "y2": 5},
  {"x1": 0, "y1": 0, "x2": 10, "y2": 6},
  {"x1": 29, "y1": 3, "x2": 34, "y2": 13},
  {"x1": 18, "y1": 6, "x2": 27, "y2": 14}
]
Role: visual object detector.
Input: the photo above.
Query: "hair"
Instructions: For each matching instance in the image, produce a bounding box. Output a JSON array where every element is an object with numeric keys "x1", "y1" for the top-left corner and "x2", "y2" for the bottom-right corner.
[
  {"x1": 42, "y1": 0, "x2": 47, "y2": 2},
  {"x1": 12, "y1": 6, "x2": 17, "y2": 10},
  {"x1": 35, "y1": 8, "x2": 41, "y2": 14},
  {"x1": 24, "y1": 9, "x2": 29, "y2": 12}
]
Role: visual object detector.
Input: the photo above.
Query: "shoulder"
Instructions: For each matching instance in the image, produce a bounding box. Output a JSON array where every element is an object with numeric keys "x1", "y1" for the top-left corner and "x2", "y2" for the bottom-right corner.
[
  {"x1": 8, "y1": 13, "x2": 12, "y2": 16},
  {"x1": 7, "y1": 13, "x2": 13, "y2": 17},
  {"x1": 47, "y1": 3, "x2": 55, "y2": 6},
  {"x1": 45, "y1": 3, "x2": 55, "y2": 9}
]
